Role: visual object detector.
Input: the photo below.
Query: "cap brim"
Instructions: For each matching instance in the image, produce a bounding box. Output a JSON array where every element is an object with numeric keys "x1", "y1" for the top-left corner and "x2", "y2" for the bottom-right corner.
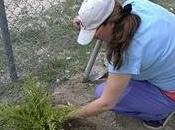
[{"x1": 77, "y1": 29, "x2": 96, "y2": 45}]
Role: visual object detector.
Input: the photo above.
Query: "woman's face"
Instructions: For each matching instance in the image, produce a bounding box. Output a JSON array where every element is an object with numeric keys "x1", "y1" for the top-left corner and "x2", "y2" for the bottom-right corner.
[{"x1": 95, "y1": 23, "x2": 114, "y2": 42}]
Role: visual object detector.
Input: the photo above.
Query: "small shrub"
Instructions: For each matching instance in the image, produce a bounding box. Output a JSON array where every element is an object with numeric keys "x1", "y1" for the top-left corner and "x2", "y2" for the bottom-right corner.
[{"x1": 0, "y1": 79, "x2": 73, "y2": 130}]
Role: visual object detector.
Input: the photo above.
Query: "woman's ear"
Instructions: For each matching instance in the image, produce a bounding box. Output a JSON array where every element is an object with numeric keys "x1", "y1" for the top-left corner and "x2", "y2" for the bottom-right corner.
[
  {"x1": 95, "y1": 23, "x2": 115, "y2": 42},
  {"x1": 95, "y1": 25, "x2": 105, "y2": 39},
  {"x1": 108, "y1": 22, "x2": 115, "y2": 28}
]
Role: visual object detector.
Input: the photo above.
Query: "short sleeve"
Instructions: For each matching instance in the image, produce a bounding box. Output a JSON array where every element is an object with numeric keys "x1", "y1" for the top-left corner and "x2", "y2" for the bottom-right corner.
[{"x1": 108, "y1": 56, "x2": 141, "y2": 75}]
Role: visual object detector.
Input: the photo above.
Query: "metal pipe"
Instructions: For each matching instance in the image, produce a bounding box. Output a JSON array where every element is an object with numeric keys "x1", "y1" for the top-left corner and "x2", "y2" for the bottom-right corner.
[
  {"x1": 0, "y1": 0, "x2": 18, "y2": 81},
  {"x1": 82, "y1": 40, "x2": 102, "y2": 83}
]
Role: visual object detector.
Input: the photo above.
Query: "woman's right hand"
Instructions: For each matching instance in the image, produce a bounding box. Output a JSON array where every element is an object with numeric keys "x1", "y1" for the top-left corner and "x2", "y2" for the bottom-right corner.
[{"x1": 73, "y1": 16, "x2": 81, "y2": 30}]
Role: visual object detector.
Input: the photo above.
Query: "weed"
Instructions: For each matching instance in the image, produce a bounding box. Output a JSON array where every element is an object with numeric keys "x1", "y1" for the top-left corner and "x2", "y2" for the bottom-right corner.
[{"x1": 0, "y1": 79, "x2": 73, "y2": 130}]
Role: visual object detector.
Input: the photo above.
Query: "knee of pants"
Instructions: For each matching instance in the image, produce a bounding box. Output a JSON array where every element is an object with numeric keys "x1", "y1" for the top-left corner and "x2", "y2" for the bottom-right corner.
[{"x1": 95, "y1": 82, "x2": 106, "y2": 98}]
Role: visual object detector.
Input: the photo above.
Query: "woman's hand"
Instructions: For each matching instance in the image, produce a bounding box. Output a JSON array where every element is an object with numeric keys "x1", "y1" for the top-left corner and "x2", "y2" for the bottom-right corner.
[
  {"x1": 66, "y1": 109, "x2": 82, "y2": 119},
  {"x1": 73, "y1": 16, "x2": 81, "y2": 30}
]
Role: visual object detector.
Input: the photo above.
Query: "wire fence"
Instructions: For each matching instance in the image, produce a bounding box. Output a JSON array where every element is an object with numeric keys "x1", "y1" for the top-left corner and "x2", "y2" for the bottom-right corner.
[
  {"x1": 0, "y1": 0, "x2": 84, "y2": 84},
  {"x1": 0, "y1": 0, "x2": 17, "y2": 82}
]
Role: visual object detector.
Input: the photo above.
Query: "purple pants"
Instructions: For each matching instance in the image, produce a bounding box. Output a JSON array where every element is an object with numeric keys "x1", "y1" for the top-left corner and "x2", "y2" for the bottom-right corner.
[{"x1": 95, "y1": 80, "x2": 175, "y2": 121}]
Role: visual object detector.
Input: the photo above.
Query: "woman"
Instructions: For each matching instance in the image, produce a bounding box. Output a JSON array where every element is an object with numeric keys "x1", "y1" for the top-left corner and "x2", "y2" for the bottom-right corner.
[{"x1": 71, "y1": 0, "x2": 175, "y2": 129}]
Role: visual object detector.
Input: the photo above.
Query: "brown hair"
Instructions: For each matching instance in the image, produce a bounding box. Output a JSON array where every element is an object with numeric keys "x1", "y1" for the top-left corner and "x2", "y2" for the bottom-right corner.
[{"x1": 104, "y1": 1, "x2": 141, "y2": 69}]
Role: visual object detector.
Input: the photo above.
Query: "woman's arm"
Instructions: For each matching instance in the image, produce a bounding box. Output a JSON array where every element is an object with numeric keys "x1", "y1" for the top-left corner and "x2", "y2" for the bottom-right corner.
[{"x1": 71, "y1": 73, "x2": 131, "y2": 118}]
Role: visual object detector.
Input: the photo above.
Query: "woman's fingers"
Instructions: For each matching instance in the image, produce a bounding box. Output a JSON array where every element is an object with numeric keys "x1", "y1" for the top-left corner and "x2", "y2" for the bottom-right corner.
[{"x1": 73, "y1": 16, "x2": 81, "y2": 30}]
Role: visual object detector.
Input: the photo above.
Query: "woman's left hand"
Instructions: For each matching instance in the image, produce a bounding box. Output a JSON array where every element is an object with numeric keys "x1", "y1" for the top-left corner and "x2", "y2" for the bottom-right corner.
[
  {"x1": 66, "y1": 109, "x2": 81, "y2": 119},
  {"x1": 73, "y1": 16, "x2": 81, "y2": 30}
]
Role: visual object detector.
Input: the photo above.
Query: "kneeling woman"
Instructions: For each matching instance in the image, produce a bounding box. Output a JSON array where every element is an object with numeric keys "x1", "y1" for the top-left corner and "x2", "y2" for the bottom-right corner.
[{"x1": 72, "y1": 0, "x2": 175, "y2": 129}]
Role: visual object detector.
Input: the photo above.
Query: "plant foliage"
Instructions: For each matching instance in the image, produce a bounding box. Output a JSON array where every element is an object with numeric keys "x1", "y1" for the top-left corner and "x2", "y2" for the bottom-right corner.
[{"x1": 0, "y1": 79, "x2": 73, "y2": 130}]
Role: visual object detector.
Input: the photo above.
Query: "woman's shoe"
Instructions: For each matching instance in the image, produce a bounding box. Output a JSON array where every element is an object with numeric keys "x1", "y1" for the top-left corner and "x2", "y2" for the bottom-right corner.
[{"x1": 142, "y1": 111, "x2": 175, "y2": 130}]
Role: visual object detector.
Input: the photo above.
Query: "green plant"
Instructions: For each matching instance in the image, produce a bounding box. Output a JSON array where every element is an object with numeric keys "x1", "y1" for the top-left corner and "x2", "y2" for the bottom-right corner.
[{"x1": 0, "y1": 79, "x2": 73, "y2": 130}]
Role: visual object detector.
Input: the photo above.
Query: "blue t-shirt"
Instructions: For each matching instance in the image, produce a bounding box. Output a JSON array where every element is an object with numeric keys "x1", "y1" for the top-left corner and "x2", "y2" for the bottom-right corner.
[{"x1": 108, "y1": 0, "x2": 175, "y2": 91}]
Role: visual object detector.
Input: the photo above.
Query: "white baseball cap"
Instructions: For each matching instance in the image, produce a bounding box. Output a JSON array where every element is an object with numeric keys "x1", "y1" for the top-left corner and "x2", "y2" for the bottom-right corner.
[{"x1": 77, "y1": 0, "x2": 115, "y2": 45}]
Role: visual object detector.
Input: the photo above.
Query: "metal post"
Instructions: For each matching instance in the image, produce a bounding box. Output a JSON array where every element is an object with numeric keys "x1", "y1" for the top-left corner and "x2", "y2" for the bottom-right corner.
[
  {"x1": 0, "y1": 0, "x2": 18, "y2": 81},
  {"x1": 83, "y1": 40, "x2": 102, "y2": 83}
]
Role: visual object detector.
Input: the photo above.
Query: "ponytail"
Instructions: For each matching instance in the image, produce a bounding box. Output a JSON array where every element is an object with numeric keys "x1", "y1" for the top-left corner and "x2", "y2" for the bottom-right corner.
[{"x1": 105, "y1": 1, "x2": 141, "y2": 69}]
